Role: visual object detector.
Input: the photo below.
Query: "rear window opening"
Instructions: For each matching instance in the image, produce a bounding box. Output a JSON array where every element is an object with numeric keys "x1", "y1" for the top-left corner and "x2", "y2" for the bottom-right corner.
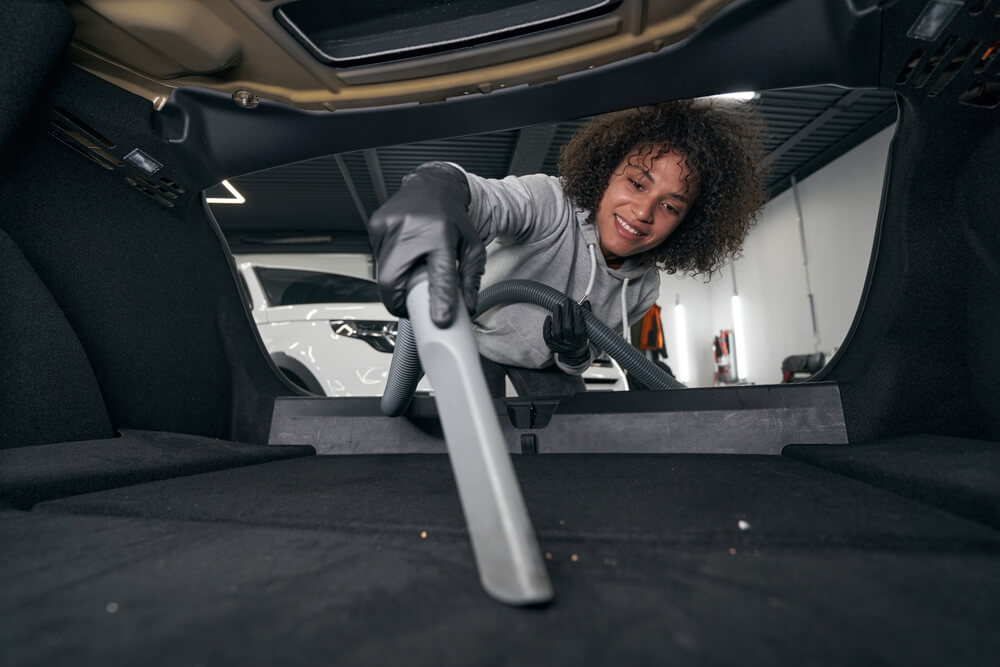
[
  {"x1": 254, "y1": 266, "x2": 381, "y2": 306},
  {"x1": 217, "y1": 86, "x2": 898, "y2": 390}
]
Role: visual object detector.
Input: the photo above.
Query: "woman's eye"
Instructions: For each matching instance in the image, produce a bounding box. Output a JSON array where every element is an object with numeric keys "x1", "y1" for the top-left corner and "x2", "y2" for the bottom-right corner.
[
  {"x1": 629, "y1": 179, "x2": 642, "y2": 190},
  {"x1": 662, "y1": 202, "x2": 678, "y2": 214}
]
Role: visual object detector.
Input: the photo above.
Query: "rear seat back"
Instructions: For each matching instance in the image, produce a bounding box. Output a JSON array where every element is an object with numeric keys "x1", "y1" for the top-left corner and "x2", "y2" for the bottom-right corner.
[
  {"x1": 0, "y1": 2, "x2": 299, "y2": 447},
  {"x1": 0, "y1": 229, "x2": 114, "y2": 448},
  {"x1": 0, "y1": 1, "x2": 110, "y2": 448}
]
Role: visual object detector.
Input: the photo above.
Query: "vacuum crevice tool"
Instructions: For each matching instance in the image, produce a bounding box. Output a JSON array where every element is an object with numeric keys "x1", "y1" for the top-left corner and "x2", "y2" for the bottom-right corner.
[{"x1": 405, "y1": 278, "x2": 553, "y2": 606}]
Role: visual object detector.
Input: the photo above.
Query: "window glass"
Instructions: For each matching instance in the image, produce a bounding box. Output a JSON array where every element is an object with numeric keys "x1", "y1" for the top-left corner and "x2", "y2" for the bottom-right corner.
[{"x1": 254, "y1": 267, "x2": 381, "y2": 306}]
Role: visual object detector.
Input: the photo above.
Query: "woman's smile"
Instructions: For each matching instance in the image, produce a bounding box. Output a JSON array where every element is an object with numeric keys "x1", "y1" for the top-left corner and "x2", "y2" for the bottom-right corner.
[{"x1": 595, "y1": 148, "x2": 697, "y2": 268}]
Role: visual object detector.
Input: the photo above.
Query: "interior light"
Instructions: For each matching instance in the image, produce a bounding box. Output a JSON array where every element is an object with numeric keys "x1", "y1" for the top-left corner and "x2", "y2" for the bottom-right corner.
[
  {"x1": 731, "y1": 295, "x2": 749, "y2": 381},
  {"x1": 206, "y1": 179, "x2": 246, "y2": 204},
  {"x1": 906, "y1": 0, "x2": 962, "y2": 41},
  {"x1": 709, "y1": 91, "x2": 757, "y2": 102},
  {"x1": 673, "y1": 300, "x2": 690, "y2": 383}
]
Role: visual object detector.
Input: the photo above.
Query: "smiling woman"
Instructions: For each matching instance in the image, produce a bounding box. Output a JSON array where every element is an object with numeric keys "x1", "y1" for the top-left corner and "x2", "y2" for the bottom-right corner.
[
  {"x1": 364, "y1": 99, "x2": 768, "y2": 397},
  {"x1": 560, "y1": 99, "x2": 767, "y2": 277},
  {"x1": 592, "y1": 149, "x2": 696, "y2": 269}
]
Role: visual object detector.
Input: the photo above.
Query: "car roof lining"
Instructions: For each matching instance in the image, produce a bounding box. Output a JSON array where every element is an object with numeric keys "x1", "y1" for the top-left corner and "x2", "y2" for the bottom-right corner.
[
  {"x1": 149, "y1": 0, "x2": 881, "y2": 190},
  {"x1": 67, "y1": 0, "x2": 743, "y2": 110}
]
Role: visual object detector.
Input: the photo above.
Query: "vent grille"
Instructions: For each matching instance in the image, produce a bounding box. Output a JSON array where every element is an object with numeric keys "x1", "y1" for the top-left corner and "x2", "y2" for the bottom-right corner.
[
  {"x1": 967, "y1": 0, "x2": 989, "y2": 15},
  {"x1": 913, "y1": 35, "x2": 959, "y2": 88},
  {"x1": 158, "y1": 177, "x2": 186, "y2": 194},
  {"x1": 894, "y1": 0, "x2": 999, "y2": 108},
  {"x1": 973, "y1": 37, "x2": 998, "y2": 74},
  {"x1": 54, "y1": 106, "x2": 116, "y2": 148},
  {"x1": 927, "y1": 38, "x2": 979, "y2": 95},
  {"x1": 959, "y1": 81, "x2": 1000, "y2": 107},
  {"x1": 896, "y1": 49, "x2": 924, "y2": 84},
  {"x1": 50, "y1": 107, "x2": 123, "y2": 170},
  {"x1": 49, "y1": 106, "x2": 187, "y2": 207},
  {"x1": 126, "y1": 176, "x2": 176, "y2": 207}
]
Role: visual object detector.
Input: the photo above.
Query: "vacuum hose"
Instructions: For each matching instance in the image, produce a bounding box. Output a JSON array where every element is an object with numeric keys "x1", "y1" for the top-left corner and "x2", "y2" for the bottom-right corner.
[{"x1": 381, "y1": 279, "x2": 686, "y2": 416}]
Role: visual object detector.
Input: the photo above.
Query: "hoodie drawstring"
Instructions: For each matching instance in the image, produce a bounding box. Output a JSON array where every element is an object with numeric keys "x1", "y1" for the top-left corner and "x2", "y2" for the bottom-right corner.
[
  {"x1": 579, "y1": 243, "x2": 596, "y2": 304},
  {"x1": 621, "y1": 277, "x2": 631, "y2": 344},
  {"x1": 580, "y1": 242, "x2": 632, "y2": 343}
]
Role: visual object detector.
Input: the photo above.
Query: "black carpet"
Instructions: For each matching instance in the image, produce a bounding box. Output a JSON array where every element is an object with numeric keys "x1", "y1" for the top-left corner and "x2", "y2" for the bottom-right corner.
[
  {"x1": 0, "y1": 430, "x2": 314, "y2": 509},
  {"x1": 6, "y1": 443, "x2": 1000, "y2": 664},
  {"x1": 2, "y1": 503, "x2": 998, "y2": 666},
  {"x1": 35, "y1": 453, "x2": 1000, "y2": 552},
  {"x1": 785, "y1": 435, "x2": 1000, "y2": 529}
]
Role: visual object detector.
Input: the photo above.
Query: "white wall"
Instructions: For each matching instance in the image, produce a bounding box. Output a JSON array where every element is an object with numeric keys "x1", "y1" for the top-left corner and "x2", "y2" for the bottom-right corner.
[{"x1": 660, "y1": 124, "x2": 895, "y2": 387}]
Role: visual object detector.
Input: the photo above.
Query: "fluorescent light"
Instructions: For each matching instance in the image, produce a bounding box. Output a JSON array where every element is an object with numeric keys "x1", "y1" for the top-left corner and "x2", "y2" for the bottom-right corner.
[
  {"x1": 206, "y1": 179, "x2": 246, "y2": 204},
  {"x1": 731, "y1": 295, "x2": 749, "y2": 381},
  {"x1": 710, "y1": 91, "x2": 756, "y2": 102},
  {"x1": 673, "y1": 302, "x2": 690, "y2": 383}
]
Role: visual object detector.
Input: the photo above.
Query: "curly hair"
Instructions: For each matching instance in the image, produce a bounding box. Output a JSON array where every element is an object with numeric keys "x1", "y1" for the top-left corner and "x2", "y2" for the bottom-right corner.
[{"x1": 559, "y1": 99, "x2": 767, "y2": 276}]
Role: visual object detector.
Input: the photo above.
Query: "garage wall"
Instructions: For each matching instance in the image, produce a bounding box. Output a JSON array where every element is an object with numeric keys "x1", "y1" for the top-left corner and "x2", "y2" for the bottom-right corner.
[{"x1": 660, "y1": 124, "x2": 895, "y2": 387}]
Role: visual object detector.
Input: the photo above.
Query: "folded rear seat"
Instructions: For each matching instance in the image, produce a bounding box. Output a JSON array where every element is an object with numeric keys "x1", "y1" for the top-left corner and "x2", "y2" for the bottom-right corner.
[
  {"x1": 0, "y1": 430, "x2": 313, "y2": 510},
  {"x1": 0, "y1": 0, "x2": 315, "y2": 511},
  {"x1": 0, "y1": 228, "x2": 313, "y2": 510}
]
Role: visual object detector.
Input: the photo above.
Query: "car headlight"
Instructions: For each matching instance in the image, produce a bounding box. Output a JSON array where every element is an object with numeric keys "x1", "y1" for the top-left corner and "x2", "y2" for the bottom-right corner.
[{"x1": 329, "y1": 319, "x2": 398, "y2": 353}]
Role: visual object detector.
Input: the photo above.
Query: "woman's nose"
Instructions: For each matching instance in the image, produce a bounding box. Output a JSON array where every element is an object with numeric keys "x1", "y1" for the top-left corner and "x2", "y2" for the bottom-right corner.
[{"x1": 632, "y1": 196, "x2": 654, "y2": 222}]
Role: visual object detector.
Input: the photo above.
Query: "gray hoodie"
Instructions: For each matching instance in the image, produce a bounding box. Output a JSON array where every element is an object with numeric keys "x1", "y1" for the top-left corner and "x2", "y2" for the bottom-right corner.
[{"x1": 459, "y1": 166, "x2": 660, "y2": 374}]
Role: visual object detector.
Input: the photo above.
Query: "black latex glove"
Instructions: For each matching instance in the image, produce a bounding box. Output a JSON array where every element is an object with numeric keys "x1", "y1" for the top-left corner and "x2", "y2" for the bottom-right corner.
[
  {"x1": 543, "y1": 299, "x2": 591, "y2": 366},
  {"x1": 367, "y1": 163, "x2": 486, "y2": 328}
]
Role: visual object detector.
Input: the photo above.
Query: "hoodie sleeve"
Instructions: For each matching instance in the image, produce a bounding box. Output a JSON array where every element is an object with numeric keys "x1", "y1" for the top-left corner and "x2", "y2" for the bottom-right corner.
[{"x1": 456, "y1": 167, "x2": 573, "y2": 246}]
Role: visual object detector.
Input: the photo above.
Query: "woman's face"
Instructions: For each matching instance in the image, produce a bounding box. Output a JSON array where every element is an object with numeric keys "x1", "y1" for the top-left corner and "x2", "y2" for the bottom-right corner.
[{"x1": 594, "y1": 148, "x2": 697, "y2": 269}]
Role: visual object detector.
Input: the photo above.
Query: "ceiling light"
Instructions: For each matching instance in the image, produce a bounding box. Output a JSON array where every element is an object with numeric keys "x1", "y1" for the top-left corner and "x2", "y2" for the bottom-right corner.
[
  {"x1": 673, "y1": 297, "x2": 691, "y2": 384},
  {"x1": 206, "y1": 179, "x2": 246, "y2": 204},
  {"x1": 731, "y1": 295, "x2": 749, "y2": 381},
  {"x1": 709, "y1": 91, "x2": 757, "y2": 101}
]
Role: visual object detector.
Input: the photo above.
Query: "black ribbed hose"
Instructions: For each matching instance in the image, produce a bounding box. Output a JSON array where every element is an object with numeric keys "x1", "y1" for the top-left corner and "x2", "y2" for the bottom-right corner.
[{"x1": 380, "y1": 279, "x2": 685, "y2": 416}]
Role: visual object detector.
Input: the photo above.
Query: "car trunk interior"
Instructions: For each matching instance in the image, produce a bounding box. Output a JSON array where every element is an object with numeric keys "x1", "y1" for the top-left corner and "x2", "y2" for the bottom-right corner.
[{"x1": 1, "y1": 0, "x2": 998, "y2": 664}]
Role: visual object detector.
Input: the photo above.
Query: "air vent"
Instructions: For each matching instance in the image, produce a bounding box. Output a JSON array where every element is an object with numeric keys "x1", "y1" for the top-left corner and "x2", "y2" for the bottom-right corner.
[
  {"x1": 913, "y1": 35, "x2": 959, "y2": 88},
  {"x1": 896, "y1": 49, "x2": 925, "y2": 84},
  {"x1": 159, "y1": 177, "x2": 185, "y2": 194},
  {"x1": 125, "y1": 176, "x2": 176, "y2": 207},
  {"x1": 967, "y1": 0, "x2": 989, "y2": 15},
  {"x1": 959, "y1": 81, "x2": 1000, "y2": 108},
  {"x1": 927, "y1": 39, "x2": 979, "y2": 95},
  {"x1": 896, "y1": 0, "x2": 998, "y2": 107},
  {"x1": 973, "y1": 38, "x2": 998, "y2": 74},
  {"x1": 49, "y1": 107, "x2": 123, "y2": 170},
  {"x1": 54, "y1": 107, "x2": 115, "y2": 148},
  {"x1": 49, "y1": 106, "x2": 188, "y2": 205}
]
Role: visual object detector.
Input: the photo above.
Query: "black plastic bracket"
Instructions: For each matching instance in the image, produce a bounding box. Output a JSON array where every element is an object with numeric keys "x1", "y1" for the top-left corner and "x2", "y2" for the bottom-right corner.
[{"x1": 504, "y1": 398, "x2": 560, "y2": 429}]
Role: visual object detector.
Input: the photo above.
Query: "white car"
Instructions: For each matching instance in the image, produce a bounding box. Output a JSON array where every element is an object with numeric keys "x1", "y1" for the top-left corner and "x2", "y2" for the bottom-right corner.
[{"x1": 237, "y1": 257, "x2": 628, "y2": 397}]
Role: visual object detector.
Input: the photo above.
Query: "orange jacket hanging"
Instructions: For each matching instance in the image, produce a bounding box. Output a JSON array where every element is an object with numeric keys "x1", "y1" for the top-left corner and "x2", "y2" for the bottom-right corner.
[{"x1": 639, "y1": 303, "x2": 665, "y2": 353}]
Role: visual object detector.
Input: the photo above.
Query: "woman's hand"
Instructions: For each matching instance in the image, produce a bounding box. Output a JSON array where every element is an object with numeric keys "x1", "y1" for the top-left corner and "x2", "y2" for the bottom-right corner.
[
  {"x1": 367, "y1": 163, "x2": 485, "y2": 328},
  {"x1": 543, "y1": 299, "x2": 591, "y2": 366}
]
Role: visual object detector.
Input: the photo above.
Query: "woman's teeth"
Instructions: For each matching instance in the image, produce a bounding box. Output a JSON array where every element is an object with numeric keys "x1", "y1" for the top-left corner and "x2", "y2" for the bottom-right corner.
[{"x1": 616, "y1": 215, "x2": 644, "y2": 237}]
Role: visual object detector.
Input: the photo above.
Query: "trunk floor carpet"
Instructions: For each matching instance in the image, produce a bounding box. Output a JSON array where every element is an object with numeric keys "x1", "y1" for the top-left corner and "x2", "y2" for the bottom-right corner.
[{"x1": 3, "y1": 453, "x2": 998, "y2": 664}]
